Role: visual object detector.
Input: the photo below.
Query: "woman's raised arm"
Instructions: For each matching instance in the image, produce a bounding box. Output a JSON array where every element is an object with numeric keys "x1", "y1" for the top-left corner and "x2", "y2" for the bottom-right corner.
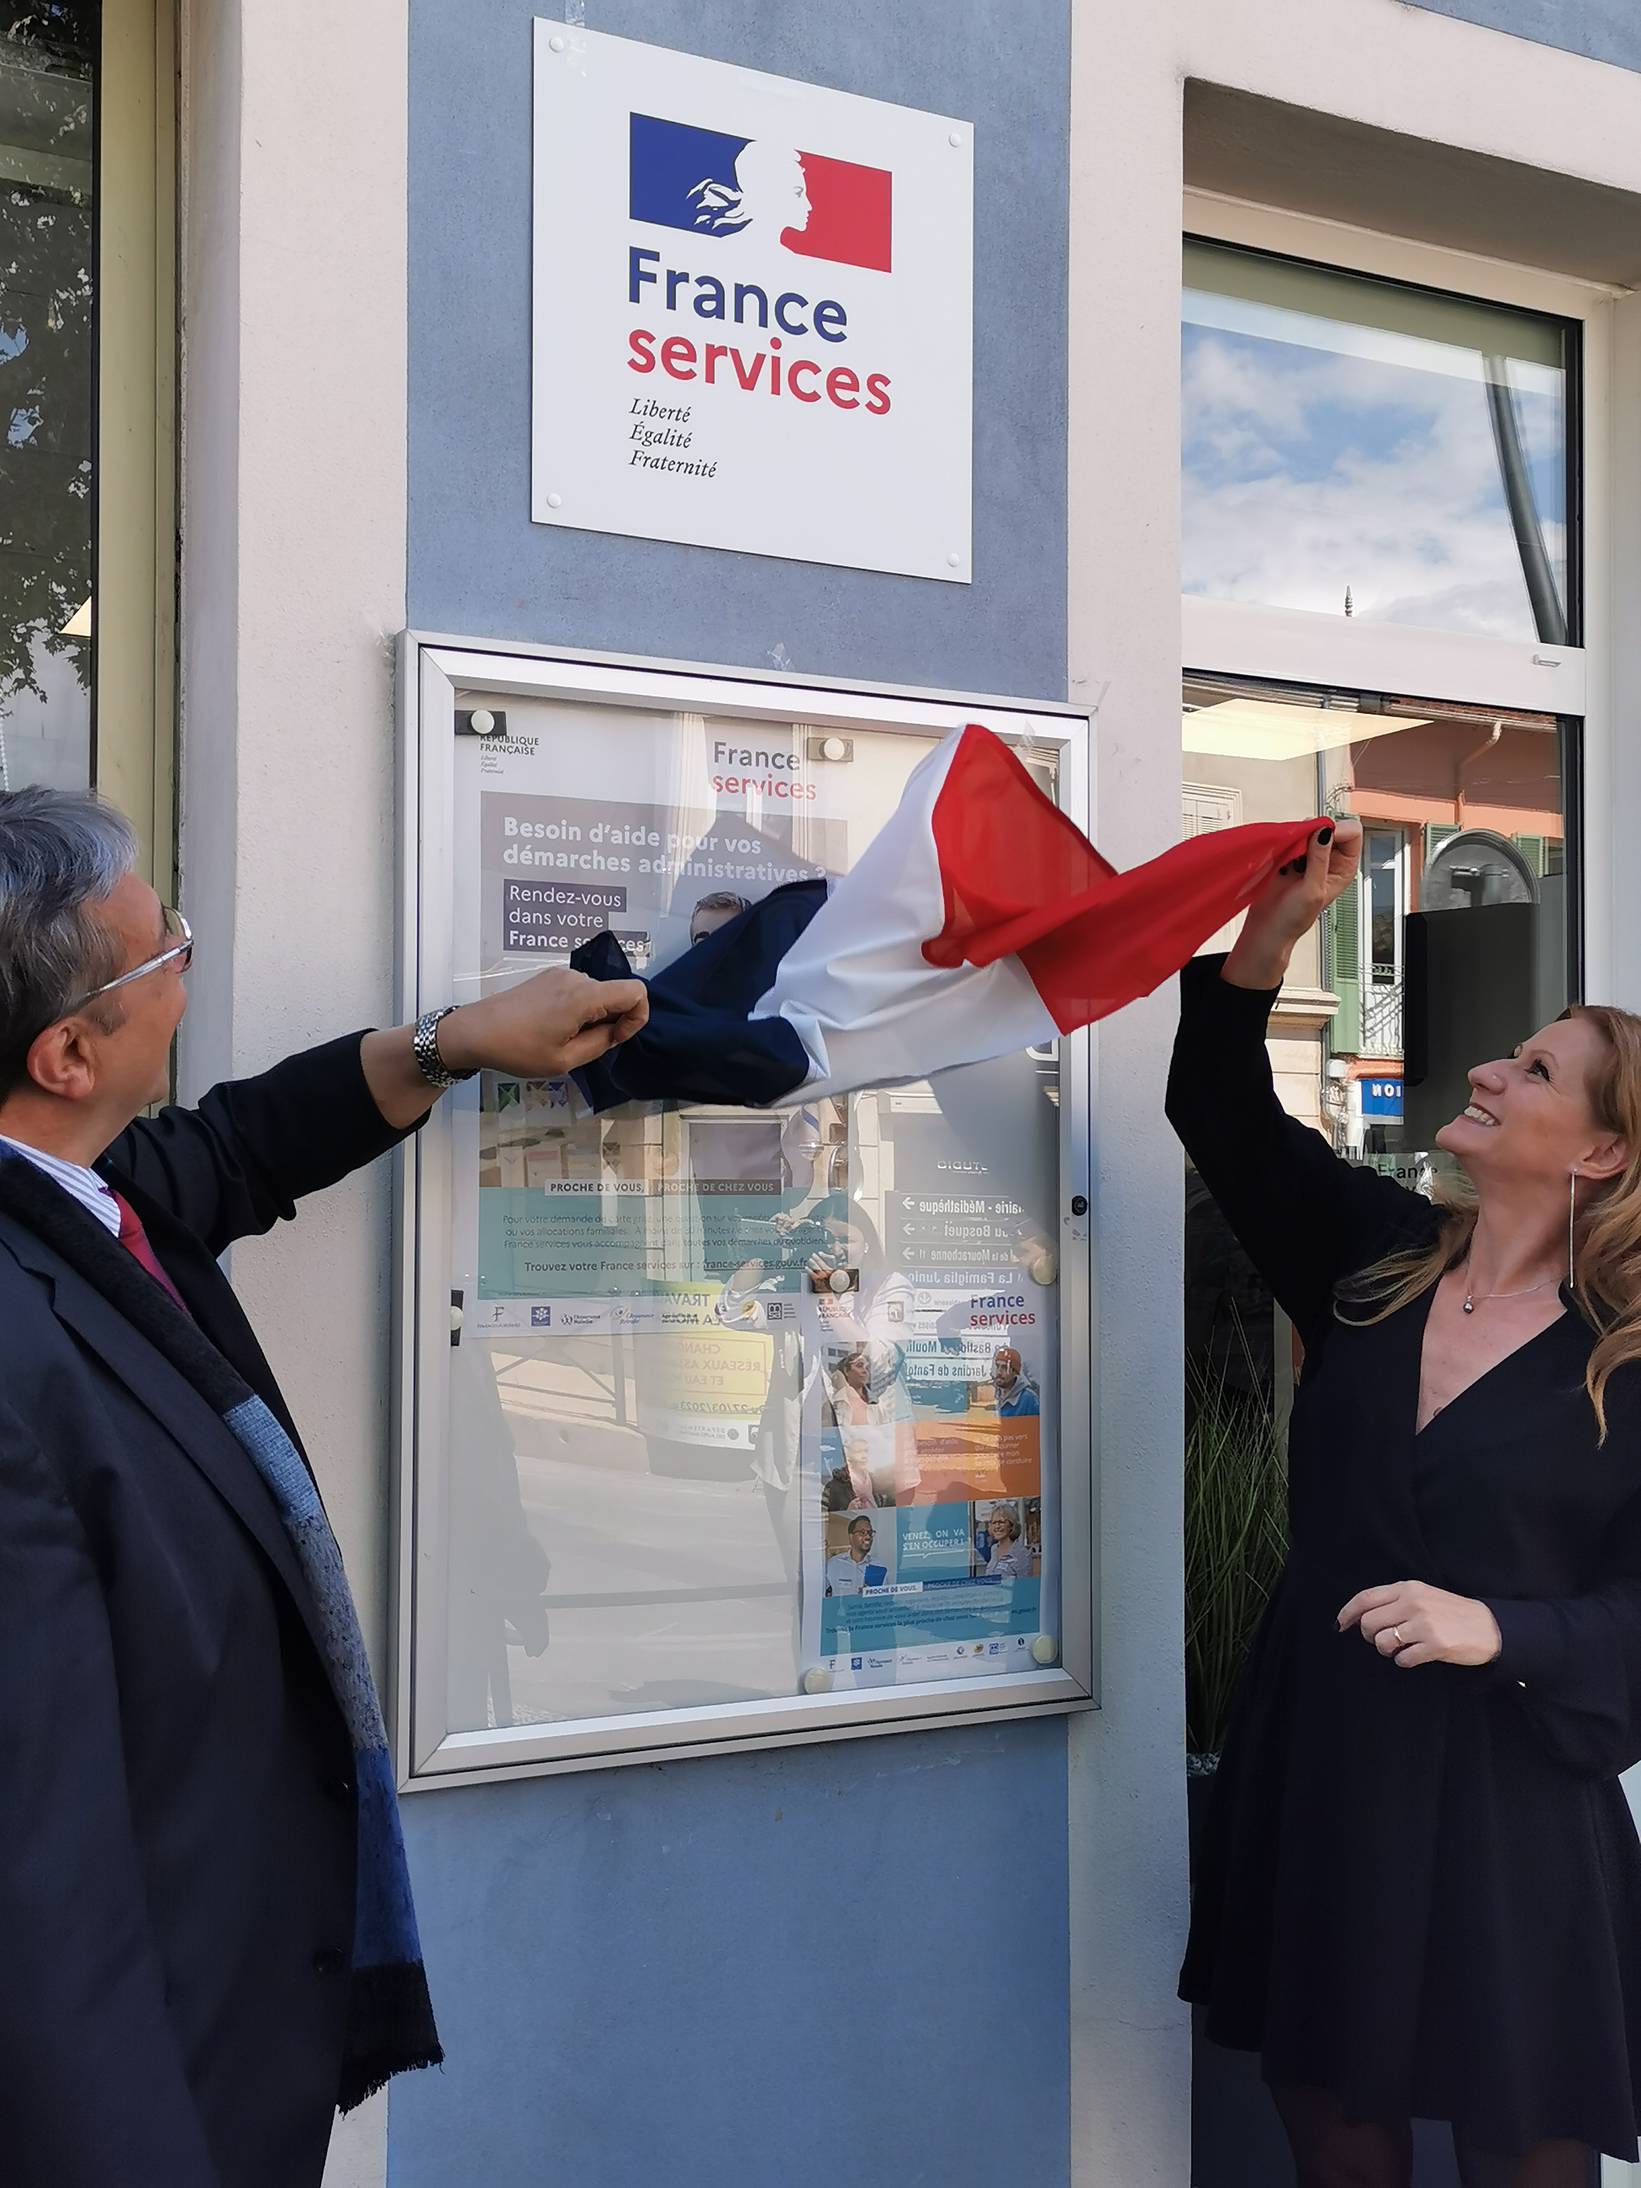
[{"x1": 1166, "y1": 820, "x2": 1433, "y2": 1347}]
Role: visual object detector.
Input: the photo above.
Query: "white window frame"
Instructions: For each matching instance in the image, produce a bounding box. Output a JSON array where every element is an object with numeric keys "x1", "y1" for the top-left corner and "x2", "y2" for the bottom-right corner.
[
  {"x1": 96, "y1": 0, "x2": 177, "y2": 894},
  {"x1": 392, "y1": 632, "x2": 1098, "y2": 1788},
  {"x1": 1183, "y1": 190, "x2": 1612, "y2": 991}
]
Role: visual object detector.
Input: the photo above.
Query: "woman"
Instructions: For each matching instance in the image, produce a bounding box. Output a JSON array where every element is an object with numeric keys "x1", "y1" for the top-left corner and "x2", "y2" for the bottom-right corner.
[
  {"x1": 982, "y1": 1500, "x2": 1035, "y2": 1579},
  {"x1": 1171, "y1": 816, "x2": 1641, "y2": 2188}
]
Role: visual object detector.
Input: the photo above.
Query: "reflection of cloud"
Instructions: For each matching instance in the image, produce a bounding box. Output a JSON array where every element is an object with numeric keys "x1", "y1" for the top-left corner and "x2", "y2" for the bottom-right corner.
[{"x1": 1181, "y1": 328, "x2": 1566, "y2": 640}]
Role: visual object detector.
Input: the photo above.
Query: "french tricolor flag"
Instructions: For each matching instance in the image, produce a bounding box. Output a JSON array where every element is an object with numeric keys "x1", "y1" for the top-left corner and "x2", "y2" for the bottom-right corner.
[{"x1": 572, "y1": 727, "x2": 1319, "y2": 1111}]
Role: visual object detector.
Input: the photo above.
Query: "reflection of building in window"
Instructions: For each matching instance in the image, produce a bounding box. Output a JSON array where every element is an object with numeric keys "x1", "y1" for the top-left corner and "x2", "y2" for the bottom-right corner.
[
  {"x1": 1322, "y1": 702, "x2": 1565, "y2": 1158},
  {"x1": 1180, "y1": 673, "x2": 1572, "y2": 1435},
  {"x1": 1182, "y1": 780, "x2": 1246, "y2": 956}
]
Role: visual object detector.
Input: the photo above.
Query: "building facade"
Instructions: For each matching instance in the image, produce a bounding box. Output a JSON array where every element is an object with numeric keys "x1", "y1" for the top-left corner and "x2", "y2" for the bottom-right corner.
[{"x1": 8, "y1": 1, "x2": 1641, "y2": 2182}]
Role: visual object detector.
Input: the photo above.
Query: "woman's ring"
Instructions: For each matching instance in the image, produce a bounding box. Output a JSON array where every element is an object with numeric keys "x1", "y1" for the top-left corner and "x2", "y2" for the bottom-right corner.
[{"x1": 1390, "y1": 1626, "x2": 1405, "y2": 1649}]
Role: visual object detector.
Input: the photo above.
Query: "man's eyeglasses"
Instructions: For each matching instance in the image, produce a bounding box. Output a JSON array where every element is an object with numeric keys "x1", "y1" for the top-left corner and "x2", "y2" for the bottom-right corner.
[{"x1": 70, "y1": 906, "x2": 194, "y2": 1014}]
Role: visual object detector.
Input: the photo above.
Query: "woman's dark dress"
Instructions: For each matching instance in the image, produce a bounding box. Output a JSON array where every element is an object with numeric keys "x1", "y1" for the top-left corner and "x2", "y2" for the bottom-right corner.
[{"x1": 1171, "y1": 955, "x2": 1641, "y2": 2160}]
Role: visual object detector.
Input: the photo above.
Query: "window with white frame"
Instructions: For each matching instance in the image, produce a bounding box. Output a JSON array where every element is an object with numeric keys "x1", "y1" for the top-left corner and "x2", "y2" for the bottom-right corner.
[
  {"x1": 1177, "y1": 207, "x2": 1591, "y2": 1771},
  {"x1": 1182, "y1": 238, "x2": 1573, "y2": 647},
  {"x1": 0, "y1": 2, "x2": 175, "y2": 886}
]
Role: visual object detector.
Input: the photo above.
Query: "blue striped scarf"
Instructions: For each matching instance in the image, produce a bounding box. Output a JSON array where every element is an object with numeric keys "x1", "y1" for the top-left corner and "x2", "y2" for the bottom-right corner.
[{"x1": 0, "y1": 1151, "x2": 441, "y2": 2108}]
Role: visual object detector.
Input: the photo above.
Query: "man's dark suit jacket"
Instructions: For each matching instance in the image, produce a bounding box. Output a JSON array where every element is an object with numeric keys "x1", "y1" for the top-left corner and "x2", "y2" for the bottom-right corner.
[{"x1": 0, "y1": 1035, "x2": 411, "y2": 2188}]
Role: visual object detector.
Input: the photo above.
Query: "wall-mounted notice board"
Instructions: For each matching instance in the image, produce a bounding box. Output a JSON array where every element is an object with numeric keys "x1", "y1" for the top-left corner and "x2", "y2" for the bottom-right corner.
[{"x1": 394, "y1": 634, "x2": 1097, "y2": 1784}]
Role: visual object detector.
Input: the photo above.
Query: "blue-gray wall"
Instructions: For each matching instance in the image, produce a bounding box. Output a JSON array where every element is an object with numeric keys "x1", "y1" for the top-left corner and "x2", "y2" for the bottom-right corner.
[
  {"x1": 393, "y1": 1728, "x2": 1070, "y2": 2188},
  {"x1": 399, "y1": 4, "x2": 1072, "y2": 2183},
  {"x1": 407, "y1": 0, "x2": 1068, "y2": 699},
  {"x1": 1407, "y1": 0, "x2": 1641, "y2": 71}
]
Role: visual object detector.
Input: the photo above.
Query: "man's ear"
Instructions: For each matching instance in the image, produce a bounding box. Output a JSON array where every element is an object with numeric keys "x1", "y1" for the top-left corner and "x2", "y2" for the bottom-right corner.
[{"x1": 23, "y1": 1017, "x2": 98, "y2": 1104}]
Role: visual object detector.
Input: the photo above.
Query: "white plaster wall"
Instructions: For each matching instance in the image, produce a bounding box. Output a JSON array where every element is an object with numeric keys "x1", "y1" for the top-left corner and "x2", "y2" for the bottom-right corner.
[
  {"x1": 1603, "y1": 286, "x2": 1641, "y2": 1009},
  {"x1": 1067, "y1": 4, "x2": 1641, "y2": 2183},
  {"x1": 177, "y1": 3, "x2": 408, "y2": 2184},
  {"x1": 1067, "y1": 11, "x2": 1194, "y2": 2182}
]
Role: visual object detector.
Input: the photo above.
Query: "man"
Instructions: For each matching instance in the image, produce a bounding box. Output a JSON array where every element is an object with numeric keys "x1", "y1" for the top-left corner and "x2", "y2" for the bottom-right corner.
[
  {"x1": 991, "y1": 1344, "x2": 1041, "y2": 1418},
  {"x1": 824, "y1": 1513, "x2": 885, "y2": 1596},
  {"x1": 0, "y1": 788, "x2": 646, "y2": 2188},
  {"x1": 687, "y1": 889, "x2": 750, "y2": 946}
]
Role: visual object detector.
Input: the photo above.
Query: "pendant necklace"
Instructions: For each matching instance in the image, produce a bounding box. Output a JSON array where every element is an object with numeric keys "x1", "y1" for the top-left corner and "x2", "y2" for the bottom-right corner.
[{"x1": 1461, "y1": 1273, "x2": 1560, "y2": 1315}]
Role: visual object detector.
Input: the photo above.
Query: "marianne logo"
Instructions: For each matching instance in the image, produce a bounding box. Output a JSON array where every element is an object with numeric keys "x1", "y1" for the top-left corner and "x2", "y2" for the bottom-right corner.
[{"x1": 629, "y1": 112, "x2": 892, "y2": 273}]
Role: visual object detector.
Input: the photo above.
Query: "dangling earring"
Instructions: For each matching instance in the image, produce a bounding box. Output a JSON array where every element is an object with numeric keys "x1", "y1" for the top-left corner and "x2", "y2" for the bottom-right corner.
[{"x1": 1569, "y1": 1170, "x2": 1578, "y2": 1292}]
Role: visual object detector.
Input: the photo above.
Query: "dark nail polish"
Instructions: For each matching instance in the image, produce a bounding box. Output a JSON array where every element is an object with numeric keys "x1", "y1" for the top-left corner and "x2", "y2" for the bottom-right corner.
[{"x1": 1316, "y1": 825, "x2": 1334, "y2": 846}]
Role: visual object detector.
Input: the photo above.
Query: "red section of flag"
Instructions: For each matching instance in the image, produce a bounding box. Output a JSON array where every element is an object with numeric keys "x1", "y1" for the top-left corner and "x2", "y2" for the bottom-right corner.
[
  {"x1": 783, "y1": 151, "x2": 893, "y2": 273},
  {"x1": 925, "y1": 726, "x2": 1322, "y2": 1035}
]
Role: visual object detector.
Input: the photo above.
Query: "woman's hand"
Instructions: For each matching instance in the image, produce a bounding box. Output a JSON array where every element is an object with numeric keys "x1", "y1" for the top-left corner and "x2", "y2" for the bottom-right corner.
[
  {"x1": 1223, "y1": 816, "x2": 1363, "y2": 991},
  {"x1": 1337, "y1": 1580, "x2": 1503, "y2": 1669}
]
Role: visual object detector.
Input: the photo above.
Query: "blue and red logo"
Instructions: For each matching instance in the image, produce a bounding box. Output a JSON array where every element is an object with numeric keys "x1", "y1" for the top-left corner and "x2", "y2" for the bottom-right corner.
[{"x1": 629, "y1": 112, "x2": 892, "y2": 274}]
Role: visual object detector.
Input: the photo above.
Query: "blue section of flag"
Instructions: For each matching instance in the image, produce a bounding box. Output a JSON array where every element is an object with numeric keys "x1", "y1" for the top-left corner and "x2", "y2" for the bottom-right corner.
[
  {"x1": 629, "y1": 112, "x2": 750, "y2": 237},
  {"x1": 570, "y1": 878, "x2": 823, "y2": 1111}
]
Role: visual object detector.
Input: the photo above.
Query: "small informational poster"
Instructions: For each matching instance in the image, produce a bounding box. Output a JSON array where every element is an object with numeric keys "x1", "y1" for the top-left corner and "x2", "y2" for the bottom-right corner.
[
  {"x1": 807, "y1": 1369, "x2": 1046, "y2": 1688},
  {"x1": 532, "y1": 24, "x2": 973, "y2": 580},
  {"x1": 799, "y1": 1091, "x2": 1057, "y2": 1688}
]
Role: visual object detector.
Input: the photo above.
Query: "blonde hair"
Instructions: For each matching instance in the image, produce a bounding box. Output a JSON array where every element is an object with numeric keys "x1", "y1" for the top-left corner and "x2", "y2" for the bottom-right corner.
[{"x1": 1338, "y1": 1004, "x2": 1641, "y2": 1443}]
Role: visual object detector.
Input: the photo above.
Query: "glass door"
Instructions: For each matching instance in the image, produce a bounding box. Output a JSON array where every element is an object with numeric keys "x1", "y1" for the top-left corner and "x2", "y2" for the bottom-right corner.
[{"x1": 1179, "y1": 672, "x2": 1574, "y2": 1765}]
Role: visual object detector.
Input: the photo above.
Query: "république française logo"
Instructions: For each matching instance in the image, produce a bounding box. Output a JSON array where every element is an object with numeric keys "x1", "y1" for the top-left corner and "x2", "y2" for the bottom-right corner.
[{"x1": 625, "y1": 111, "x2": 894, "y2": 416}]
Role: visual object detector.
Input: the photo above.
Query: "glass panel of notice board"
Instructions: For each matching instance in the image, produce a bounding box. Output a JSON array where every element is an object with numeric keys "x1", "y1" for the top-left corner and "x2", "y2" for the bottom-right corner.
[{"x1": 396, "y1": 640, "x2": 1096, "y2": 1782}]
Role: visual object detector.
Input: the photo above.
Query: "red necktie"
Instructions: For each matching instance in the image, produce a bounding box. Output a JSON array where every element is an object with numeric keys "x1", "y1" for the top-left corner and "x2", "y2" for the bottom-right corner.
[{"x1": 110, "y1": 1191, "x2": 191, "y2": 1318}]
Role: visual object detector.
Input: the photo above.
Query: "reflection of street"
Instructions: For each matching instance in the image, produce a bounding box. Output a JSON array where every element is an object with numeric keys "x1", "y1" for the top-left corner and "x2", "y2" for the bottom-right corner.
[{"x1": 472, "y1": 1343, "x2": 799, "y2": 1727}]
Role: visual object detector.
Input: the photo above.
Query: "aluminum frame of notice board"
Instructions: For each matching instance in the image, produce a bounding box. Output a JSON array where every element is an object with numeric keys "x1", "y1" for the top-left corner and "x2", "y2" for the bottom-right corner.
[{"x1": 392, "y1": 631, "x2": 1100, "y2": 1788}]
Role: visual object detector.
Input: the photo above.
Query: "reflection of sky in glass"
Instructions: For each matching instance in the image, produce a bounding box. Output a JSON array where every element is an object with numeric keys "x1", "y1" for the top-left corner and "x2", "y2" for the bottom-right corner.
[{"x1": 1182, "y1": 288, "x2": 1567, "y2": 643}]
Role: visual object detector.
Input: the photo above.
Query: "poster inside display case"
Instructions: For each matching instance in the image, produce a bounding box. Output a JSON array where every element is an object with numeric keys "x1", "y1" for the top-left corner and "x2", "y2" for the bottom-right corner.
[{"x1": 396, "y1": 638, "x2": 1095, "y2": 1782}]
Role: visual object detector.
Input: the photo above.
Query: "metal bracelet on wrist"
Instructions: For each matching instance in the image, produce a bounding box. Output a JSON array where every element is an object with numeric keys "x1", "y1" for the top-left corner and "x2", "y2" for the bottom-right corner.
[{"x1": 412, "y1": 1006, "x2": 477, "y2": 1090}]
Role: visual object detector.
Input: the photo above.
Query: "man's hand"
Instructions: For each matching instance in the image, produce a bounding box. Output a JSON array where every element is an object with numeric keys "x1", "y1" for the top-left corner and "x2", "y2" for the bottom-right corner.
[
  {"x1": 360, "y1": 970, "x2": 648, "y2": 1129},
  {"x1": 440, "y1": 969, "x2": 648, "y2": 1079},
  {"x1": 1336, "y1": 1579, "x2": 1502, "y2": 1669}
]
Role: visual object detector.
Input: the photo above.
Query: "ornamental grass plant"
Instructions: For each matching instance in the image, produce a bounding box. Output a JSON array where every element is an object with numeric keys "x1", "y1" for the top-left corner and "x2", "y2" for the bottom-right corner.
[{"x1": 1184, "y1": 1318, "x2": 1289, "y2": 1768}]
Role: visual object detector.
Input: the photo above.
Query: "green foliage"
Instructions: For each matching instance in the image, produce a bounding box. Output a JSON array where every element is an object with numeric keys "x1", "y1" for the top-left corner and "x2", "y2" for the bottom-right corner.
[
  {"x1": 1184, "y1": 1325, "x2": 1288, "y2": 1762},
  {"x1": 0, "y1": 8, "x2": 95, "y2": 701}
]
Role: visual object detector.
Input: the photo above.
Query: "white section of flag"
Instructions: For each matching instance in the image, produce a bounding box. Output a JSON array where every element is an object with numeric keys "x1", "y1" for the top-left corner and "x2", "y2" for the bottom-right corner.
[{"x1": 749, "y1": 734, "x2": 1057, "y2": 1098}]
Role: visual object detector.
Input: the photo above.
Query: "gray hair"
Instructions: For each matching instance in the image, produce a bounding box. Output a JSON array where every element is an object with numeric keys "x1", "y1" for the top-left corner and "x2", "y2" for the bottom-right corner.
[{"x1": 0, "y1": 787, "x2": 139, "y2": 1095}]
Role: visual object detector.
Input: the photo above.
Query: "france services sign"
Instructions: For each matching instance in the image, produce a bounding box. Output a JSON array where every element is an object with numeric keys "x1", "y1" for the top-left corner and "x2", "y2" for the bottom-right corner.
[{"x1": 531, "y1": 25, "x2": 974, "y2": 582}]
